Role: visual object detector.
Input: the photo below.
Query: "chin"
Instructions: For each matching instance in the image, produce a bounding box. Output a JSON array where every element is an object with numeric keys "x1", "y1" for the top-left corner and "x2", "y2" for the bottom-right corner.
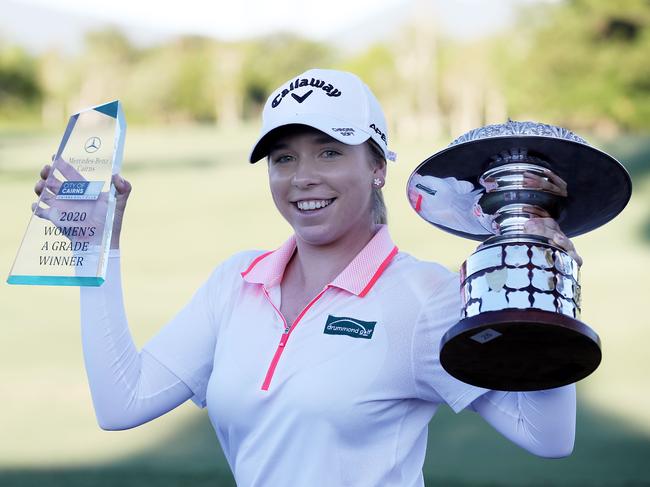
[{"x1": 294, "y1": 225, "x2": 342, "y2": 247}]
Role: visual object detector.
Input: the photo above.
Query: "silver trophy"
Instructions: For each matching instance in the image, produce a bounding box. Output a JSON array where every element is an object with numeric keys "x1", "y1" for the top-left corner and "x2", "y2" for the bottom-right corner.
[{"x1": 407, "y1": 121, "x2": 631, "y2": 391}]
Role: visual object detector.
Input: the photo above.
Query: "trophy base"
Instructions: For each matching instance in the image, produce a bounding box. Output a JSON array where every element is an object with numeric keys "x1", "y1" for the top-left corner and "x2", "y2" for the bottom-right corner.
[
  {"x1": 439, "y1": 309, "x2": 601, "y2": 391},
  {"x1": 7, "y1": 275, "x2": 105, "y2": 287}
]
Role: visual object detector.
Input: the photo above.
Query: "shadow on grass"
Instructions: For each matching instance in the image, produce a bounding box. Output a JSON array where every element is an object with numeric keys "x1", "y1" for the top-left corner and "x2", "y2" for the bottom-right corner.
[
  {"x1": 2, "y1": 399, "x2": 649, "y2": 487},
  {"x1": 424, "y1": 403, "x2": 650, "y2": 486},
  {"x1": 0, "y1": 470, "x2": 236, "y2": 487}
]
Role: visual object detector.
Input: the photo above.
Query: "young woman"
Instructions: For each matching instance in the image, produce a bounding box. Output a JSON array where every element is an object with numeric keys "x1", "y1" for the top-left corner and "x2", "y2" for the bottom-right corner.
[{"x1": 36, "y1": 68, "x2": 578, "y2": 487}]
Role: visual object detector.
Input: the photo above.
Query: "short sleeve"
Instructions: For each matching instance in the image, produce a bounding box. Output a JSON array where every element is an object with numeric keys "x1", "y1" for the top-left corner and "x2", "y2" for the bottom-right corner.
[{"x1": 411, "y1": 273, "x2": 488, "y2": 412}]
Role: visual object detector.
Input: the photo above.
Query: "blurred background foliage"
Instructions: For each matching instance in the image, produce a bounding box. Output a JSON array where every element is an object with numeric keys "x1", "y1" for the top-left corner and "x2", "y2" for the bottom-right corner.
[{"x1": 1, "y1": 0, "x2": 649, "y2": 137}]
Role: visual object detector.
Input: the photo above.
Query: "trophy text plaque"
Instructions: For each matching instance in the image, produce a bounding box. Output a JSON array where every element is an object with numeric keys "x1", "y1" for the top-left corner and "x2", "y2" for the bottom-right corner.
[{"x1": 7, "y1": 100, "x2": 126, "y2": 286}]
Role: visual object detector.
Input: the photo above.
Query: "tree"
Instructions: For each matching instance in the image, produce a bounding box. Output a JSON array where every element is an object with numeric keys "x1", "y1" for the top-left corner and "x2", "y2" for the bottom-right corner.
[
  {"x1": 0, "y1": 44, "x2": 40, "y2": 121},
  {"x1": 240, "y1": 33, "x2": 334, "y2": 119},
  {"x1": 496, "y1": 0, "x2": 650, "y2": 133}
]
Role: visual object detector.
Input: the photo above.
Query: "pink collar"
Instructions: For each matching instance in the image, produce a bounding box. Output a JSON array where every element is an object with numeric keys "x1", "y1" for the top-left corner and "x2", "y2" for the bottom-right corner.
[{"x1": 241, "y1": 225, "x2": 398, "y2": 297}]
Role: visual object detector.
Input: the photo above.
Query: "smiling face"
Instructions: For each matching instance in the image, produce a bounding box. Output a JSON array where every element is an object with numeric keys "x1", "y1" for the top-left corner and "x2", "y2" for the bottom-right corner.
[{"x1": 267, "y1": 126, "x2": 386, "y2": 249}]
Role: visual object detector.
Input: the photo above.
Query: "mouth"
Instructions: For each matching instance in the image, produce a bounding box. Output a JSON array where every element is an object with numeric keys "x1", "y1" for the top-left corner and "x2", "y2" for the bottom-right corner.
[{"x1": 292, "y1": 198, "x2": 336, "y2": 212}]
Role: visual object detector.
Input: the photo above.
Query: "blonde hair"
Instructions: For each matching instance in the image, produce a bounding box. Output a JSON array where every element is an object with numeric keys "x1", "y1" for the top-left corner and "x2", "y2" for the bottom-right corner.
[{"x1": 366, "y1": 139, "x2": 387, "y2": 225}]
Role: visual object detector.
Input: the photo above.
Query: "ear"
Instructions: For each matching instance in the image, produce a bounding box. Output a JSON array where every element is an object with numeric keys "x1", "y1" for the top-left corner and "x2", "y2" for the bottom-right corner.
[{"x1": 372, "y1": 160, "x2": 387, "y2": 180}]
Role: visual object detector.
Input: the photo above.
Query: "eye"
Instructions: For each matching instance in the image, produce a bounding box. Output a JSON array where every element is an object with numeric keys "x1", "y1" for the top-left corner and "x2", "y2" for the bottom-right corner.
[
  {"x1": 321, "y1": 149, "x2": 342, "y2": 159},
  {"x1": 270, "y1": 153, "x2": 294, "y2": 164}
]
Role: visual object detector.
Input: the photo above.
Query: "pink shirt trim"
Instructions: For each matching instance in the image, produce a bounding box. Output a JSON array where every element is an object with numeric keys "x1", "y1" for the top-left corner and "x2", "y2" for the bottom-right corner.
[{"x1": 240, "y1": 225, "x2": 398, "y2": 297}]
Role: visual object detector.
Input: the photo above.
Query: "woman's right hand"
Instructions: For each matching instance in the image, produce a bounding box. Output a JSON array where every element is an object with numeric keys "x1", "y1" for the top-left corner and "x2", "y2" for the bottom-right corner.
[
  {"x1": 108, "y1": 172, "x2": 132, "y2": 249},
  {"x1": 34, "y1": 157, "x2": 132, "y2": 249}
]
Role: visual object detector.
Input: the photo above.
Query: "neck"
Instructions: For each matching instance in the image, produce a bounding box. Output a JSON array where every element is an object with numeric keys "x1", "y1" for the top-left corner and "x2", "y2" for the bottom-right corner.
[{"x1": 289, "y1": 224, "x2": 381, "y2": 291}]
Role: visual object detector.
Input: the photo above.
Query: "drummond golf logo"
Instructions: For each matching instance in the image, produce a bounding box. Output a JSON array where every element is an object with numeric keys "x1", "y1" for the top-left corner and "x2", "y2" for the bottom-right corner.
[
  {"x1": 324, "y1": 315, "x2": 377, "y2": 339},
  {"x1": 84, "y1": 136, "x2": 101, "y2": 153}
]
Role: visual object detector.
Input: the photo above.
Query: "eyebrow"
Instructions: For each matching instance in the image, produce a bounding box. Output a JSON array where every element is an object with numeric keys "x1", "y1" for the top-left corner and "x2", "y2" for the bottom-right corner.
[{"x1": 268, "y1": 135, "x2": 341, "y2": 153}]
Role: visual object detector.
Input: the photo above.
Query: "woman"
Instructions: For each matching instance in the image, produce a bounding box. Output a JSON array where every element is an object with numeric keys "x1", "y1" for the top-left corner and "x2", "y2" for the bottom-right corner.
[{"x1": 36, "y1": 68, "x2": 578, "y2": 486}]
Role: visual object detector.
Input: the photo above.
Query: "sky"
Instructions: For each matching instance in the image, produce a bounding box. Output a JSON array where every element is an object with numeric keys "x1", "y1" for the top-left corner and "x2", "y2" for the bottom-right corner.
[
  {"x1": 13, "y1": 0, "x2": 408, "y2": 40},
  {"x1": 1, "y1": 0, "x2": 553, "y2": 53}
]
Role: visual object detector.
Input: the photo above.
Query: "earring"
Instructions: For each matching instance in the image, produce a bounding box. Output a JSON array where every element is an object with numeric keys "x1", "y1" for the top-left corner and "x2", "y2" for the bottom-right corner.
[{"x1": 373, "y1": 177, "x2": 384, "y2": 188}]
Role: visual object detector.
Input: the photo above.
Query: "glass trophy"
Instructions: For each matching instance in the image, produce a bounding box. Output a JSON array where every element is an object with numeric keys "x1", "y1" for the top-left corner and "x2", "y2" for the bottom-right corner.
[{"x1": 7, "y1": 100, "x2": 126, "y2": 286}]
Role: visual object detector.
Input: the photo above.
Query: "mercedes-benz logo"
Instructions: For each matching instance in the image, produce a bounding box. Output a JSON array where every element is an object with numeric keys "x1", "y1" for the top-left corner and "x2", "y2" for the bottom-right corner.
[{"x1": 84, "y1": 136, "x2": 101, "y2": 153}]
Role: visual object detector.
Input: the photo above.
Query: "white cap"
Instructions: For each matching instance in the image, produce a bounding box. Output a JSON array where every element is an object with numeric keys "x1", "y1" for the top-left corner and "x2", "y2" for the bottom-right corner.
[{"x1": 249, "y1": 68, "x2": 396, "y2": 163}]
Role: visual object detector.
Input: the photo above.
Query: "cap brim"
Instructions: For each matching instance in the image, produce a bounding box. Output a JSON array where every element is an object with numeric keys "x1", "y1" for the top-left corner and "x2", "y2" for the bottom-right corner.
[{"x1": 248, "y1": 114, "x2": 371, "y2": 163}]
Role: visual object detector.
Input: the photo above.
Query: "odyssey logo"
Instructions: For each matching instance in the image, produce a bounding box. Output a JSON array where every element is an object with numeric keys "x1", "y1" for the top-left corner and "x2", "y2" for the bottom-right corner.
[
  {"x1": 323, "y1": 315, "x2": 377, "y2": 339},
  {"x1": 84, "y1": 136, "x2": 101, "y2": 153},
  {"x1": 272, "y1": 77, "x2": 342, "y2": 108}
]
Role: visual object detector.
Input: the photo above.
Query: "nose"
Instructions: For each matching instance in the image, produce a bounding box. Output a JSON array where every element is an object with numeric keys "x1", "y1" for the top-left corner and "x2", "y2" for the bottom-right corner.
[{"x1": 291, "y1": 158, "x2": 321, "y2": 189}]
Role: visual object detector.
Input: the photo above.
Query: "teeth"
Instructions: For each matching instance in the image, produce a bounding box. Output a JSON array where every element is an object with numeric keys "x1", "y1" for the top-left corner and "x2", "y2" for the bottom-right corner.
[{"x1": 296, "y1": 199, "x2": 333, "y2": 211}]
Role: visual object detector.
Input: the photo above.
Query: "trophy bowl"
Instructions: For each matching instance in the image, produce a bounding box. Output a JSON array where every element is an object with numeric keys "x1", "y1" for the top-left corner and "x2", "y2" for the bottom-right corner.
[{"x1": 407, "y1": 120, "x2": 632, "y2": 391}]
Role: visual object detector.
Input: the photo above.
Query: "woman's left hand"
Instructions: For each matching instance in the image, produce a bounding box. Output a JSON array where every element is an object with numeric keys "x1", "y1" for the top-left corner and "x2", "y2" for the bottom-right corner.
[
  {"x1": 524, "y1": 215, "x2": 583, "y2": 267},
  {"x1": 520, "y1": 169, "x2": 582, "y2": 266}
]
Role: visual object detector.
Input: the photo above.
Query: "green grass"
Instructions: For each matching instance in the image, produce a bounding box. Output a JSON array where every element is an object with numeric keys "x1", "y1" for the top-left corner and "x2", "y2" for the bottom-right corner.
[{"x1": 1, "y1": 125, "x2": 649, "y2": 486}]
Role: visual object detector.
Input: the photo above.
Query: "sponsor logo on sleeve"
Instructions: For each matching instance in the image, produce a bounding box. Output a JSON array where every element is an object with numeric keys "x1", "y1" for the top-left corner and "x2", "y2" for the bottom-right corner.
[{"x1": 323, "y1": 315, "x2": 377, "y2": 339}]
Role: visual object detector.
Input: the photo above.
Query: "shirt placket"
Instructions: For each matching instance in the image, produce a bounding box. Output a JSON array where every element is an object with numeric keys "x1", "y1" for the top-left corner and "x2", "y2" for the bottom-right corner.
[{"x1": 260, "y1": 285, "x2": 331, "y2": 391}]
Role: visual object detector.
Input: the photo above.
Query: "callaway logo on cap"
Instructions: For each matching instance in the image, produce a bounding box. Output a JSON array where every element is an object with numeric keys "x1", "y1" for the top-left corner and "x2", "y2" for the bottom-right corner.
[{"x1": 249, "y1": 68, "x2": 397, "y2": 163}]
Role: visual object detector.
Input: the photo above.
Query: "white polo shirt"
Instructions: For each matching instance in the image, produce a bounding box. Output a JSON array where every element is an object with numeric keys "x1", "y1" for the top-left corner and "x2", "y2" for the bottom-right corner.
[{"x1": 144, "y1": 225, "x2": 487, "y2": 487}]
